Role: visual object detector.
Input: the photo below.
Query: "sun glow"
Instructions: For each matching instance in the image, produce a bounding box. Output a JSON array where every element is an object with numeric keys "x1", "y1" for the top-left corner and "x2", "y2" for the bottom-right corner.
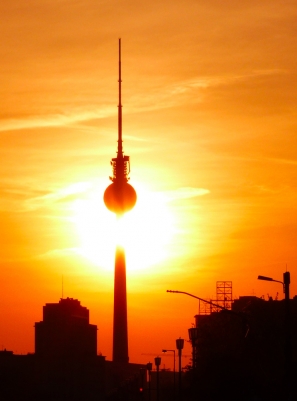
[{"x1": 70, "y1": 182, "x2": 175, "y2": 273}]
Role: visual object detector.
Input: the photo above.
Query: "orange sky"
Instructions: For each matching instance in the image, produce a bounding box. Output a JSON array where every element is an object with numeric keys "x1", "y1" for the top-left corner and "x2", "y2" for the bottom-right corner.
[{"x1": 1, "y1": 0, "x2": 297, "y2": 367}]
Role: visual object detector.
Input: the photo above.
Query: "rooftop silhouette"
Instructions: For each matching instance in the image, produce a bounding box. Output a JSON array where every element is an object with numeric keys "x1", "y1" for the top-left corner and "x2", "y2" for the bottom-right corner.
[{"x1": 35, "y1": 297, "x2": 97, "y2": 359}]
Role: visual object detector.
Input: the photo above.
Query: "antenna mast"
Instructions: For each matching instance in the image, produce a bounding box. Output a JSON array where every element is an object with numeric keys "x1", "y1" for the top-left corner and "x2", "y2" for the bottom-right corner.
[
  {"x1": 108, "y1": 38, "x2": 131, "y2": 185},
  {"x1": 118, "y1": 38, "x2": 123, "y2": 158},
  {"x1": 103, "y1": 39, "x2": 137, "y2": 215}
]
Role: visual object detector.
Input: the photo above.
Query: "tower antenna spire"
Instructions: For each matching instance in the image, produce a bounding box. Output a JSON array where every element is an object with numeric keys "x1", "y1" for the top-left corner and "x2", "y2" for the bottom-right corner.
[
  {"x1": 104, "y1": 39, "x2": 137, "y2": 214},
  {"x1": 118, "y1": 38, "x2": 123, "y2": 158}
]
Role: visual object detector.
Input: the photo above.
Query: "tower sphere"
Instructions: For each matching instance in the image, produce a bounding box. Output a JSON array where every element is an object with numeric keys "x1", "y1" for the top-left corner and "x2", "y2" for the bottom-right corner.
[{"x1": 104, "y1": 182, "x2": 137, "y2": 215}]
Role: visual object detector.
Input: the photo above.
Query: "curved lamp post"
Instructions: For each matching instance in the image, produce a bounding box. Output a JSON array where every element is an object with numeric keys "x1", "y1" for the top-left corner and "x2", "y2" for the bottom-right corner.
[
  {"x1": 258, "y1": 273, "x2": 290, "y2": 299},
  {"x1": 167, "y1": 289, "x2": 250, "y2": 337}
]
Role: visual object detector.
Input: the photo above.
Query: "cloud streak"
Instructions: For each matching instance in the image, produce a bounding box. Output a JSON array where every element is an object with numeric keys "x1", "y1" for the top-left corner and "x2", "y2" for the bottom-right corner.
[
  {"x1": 0, "y1": 68, "x2": 286, "y2": 133},
  {"x1": 164, "y1": 187, "x2": 210, "y2": 202},
  {"x1": 0, "y1": 107, "x2": 115, "y2": 132}
]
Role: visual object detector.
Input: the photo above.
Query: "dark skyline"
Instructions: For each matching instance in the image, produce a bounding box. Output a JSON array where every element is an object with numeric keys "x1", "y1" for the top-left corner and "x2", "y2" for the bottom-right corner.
[
  {"x1": 1, "y1": 292, "x2": 297, "y2": 400},
  {"x1": 1, "y1": 0, "x2": 296, "y2": 368}
]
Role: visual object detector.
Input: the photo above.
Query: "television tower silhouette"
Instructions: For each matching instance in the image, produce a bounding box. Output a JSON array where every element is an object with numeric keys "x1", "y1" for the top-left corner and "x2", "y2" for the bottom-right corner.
[{"x1": 103, "y1": 39, "x2": 137, "y2": 363}]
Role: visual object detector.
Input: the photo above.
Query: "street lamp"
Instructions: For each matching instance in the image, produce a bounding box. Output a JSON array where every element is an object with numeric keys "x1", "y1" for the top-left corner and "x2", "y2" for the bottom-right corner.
[
  {"x1": 154, "y1": 356, "x2": 161, "y2": 401},
  {"x1": 162, "y1": 349, "x2": 176, "y2": 397},
  {"x1": 188, "y1": 327, "x2": 198, "y2": 369},
  {"x1": 167, "y1": 289, "x2": 250, "y2": 337},
  {"x1": 176, "y1": 338, "x2": 184, "y2": 401},
  {"x1": 258, "y1": 273, "x2": 290, "y2": 299},
  {"x1": 257, "y1": 271, "x2": 291, "y2": 400},
  {"x1": 167, "y1": 289, "x2": 228, "y2": 310}
]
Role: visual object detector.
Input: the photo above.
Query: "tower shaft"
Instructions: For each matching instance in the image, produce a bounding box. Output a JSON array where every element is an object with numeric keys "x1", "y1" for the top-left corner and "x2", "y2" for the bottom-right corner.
[{"x1": 113, "y1": 245, "x2": 129, "y2": 363}]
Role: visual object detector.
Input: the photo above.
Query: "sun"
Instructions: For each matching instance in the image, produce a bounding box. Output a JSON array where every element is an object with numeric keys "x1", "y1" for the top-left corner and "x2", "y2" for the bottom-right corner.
[{"x1": 70, "y1": 181, "x2": 175, "y2": 273}]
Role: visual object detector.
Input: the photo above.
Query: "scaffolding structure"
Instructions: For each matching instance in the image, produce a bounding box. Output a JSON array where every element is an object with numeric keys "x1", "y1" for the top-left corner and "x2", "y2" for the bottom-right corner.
[
  {"x1": 196, "y1": 281, "x2": 233, "y2": 315},
  {"x1": 216, "y1": 281, "x2": 233, "y2": 310}
]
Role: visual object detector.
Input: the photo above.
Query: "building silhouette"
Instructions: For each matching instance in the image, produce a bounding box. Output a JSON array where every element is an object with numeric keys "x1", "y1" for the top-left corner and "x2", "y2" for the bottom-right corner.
[
  {"x1": 186, "y1": 294, "x2": 297, "y2": 401},
  {"x1": 35, "y1": 297, "x2": 97, "y2": 359},
  {"x1": 33, "y1": 298, "x2": 102, "y2": 400},
  {"x1": 0, "y1": 298, "x2": 144, "y2": 401}
]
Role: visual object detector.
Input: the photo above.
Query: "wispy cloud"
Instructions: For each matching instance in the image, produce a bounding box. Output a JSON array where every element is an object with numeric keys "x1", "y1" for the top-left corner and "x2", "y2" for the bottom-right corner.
[
  {"x1": 164, "y1": 187, "x2": 210, "y2": 202},
  {"x1": 0, "y1": 68, "x2": 286, "y2": 133},
  {"x1": 265, "y1": 157, "x2": 297, "y2": 166},
  {"x1": 23, "y1": 181, "x2": 93, "y2": 211},
  {"x1": 127, "y1": 68, "x2": 288, "y2": 114},
  {"x1": 0, "y1": 107, "x2": 115, "y2": 132},
  {"x1": 0, "y1": 181, "x2": 93, "y2": 213},
  {"x1": 35, "y1": 247, "x2": 81, "y2": 260}
]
